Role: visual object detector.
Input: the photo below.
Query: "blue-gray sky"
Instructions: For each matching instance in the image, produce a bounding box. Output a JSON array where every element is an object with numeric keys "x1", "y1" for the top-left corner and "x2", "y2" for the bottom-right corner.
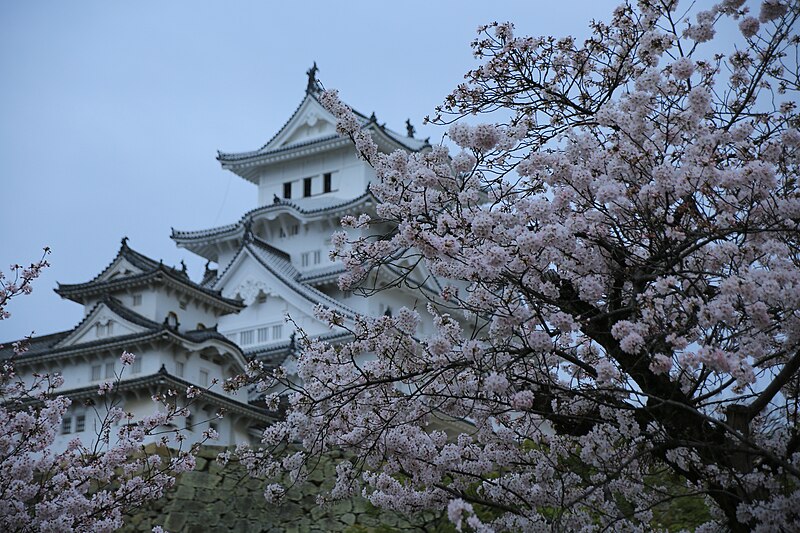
[{"x1": 1, "y1": 0, "x2": 626, "y2": 340}]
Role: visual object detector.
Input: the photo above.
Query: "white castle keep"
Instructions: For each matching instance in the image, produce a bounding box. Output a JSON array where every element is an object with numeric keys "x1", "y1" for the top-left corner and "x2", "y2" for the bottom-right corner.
[{"x1": 1, "y1": 65, "x2": 435, "y2": 451}]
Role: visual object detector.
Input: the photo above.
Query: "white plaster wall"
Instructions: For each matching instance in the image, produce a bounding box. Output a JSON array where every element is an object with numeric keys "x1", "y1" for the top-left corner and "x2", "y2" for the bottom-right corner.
[
  {"x1": 256, "y1": 148, "x2": 370, "y2": 206},
  {"x1": 49, "y1": 391, "x2": 257, "y2": 454},
  {"x1": 151, "y1": 288, "x2": 219, "y2": 332}
]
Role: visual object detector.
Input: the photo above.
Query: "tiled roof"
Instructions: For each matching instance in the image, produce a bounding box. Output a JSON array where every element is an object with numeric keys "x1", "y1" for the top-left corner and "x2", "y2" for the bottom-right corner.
[
  {"x1": 0, "y1": 330, "x2": 71, "y2": 361},
  {"x1": 244, "y1": 329, "x2": 354, "y2": 368},
  {"x1": 296, "y1": 264, "x2": 346, "y2": 284},
  {"x1": 245, "y1": 236, "x2": 358, "y2": 318},
  {"x1": 56, "y1": 239, "x2": 242, "y2": 312},
  {"x1": 216, "y1": 92, "x2": 429, "y2": 165},
  {"x1": 51, "y1": 366, "x2": 272, "y2": 423},
  {"x1": 171, "y1": 191, "x2": 374, "y2": 244},
  {"x1": 2, "y1": 296, "x2": 241, "y2": 363}
]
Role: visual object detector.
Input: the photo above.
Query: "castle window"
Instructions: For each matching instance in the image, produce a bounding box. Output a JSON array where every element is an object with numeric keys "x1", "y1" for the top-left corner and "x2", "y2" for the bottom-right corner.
[
  {"x1": 258, "y1": 327, "x2": 269, "y2": 343},
  {"x1": 301, "y1": 252, "x2": 309, "y2": 267},
  {"x1": 256, "y1": 294, "x2": 267, "y2": 304},
  {"x1": 283, "y1": 182, "x2": 292, "y2": 199},
  {"x1": 166, "y1": 312, "x2": 179, "y2": 329},
  {"x1": 303, "y1": 177, "x2": 312, "y2": 197},
  {"x1": 279, "y1": 227, "x2": 286, "y2": 238},
  {"x1": 313, "y1": 250, "x2": 321, "y2": 264},
  {"x1": 132, "y1": 356, "x2": 142, "y2": 374},
  {"x1": 132, "y1": 294, "x2": 142, "y2": 306},
  {"x1": 323, "y1": 172, "x2": 332, "y2": 193},
  {"x1": 91, "y1": 364, "x2": 102, "y2": 381},
  {"x1": 176, "y1": 361, "x2": 184, "y2": 377},
  {"x1": 105, "y1": 362, "x2": 115, "y2": 380},
  {"x1": 179, "y1": 301, "x2": 187, "y2": 310},
  {"x1": 240, "y1": 330, "x2": 254, "y2": 345},
  {"x1": 272, "y1": 324, "x2": 283, "y2": 339},
  {"x1": 210, "y1": 421, "x2": 219, "y2": 433},
  {"x1": 97, "y1": 321, "x2": 114, "y2": 337},
  {"x1": 289, "y1": 224, "x2": 299, "y2": 236},
  {"x1": 61, "y1": 417, "x2": 72, "y2": 435},
  {"x1": 199, "y1": 369, "x2": 209, "y2": 387},
  {"x1": 76, "y1": 414, "x2": 86, "y2": 433}
]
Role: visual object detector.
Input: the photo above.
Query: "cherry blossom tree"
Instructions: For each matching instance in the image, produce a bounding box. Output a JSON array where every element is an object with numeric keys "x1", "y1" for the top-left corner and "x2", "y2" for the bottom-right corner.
[
  {"x1": 237, "y1": 1, "x2": 800, "y2": 531},
  {"x1": 0, "y1": 253, "x2": 204, "y2": 532}
]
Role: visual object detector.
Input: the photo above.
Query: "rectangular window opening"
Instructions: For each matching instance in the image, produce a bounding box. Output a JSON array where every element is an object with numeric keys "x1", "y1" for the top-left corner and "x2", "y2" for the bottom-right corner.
[
  {"x1": 303, "y1": 177, "x2": 312, "y2": 197},
  {"x1": 257, "y1": 327, "x2": 269, "y2": 343},
  {"x1": 323, "y1": 172, "x2": 332, "y2": 193},
  {"x1": 301, "y1": 252, "x2": 310, "y2": 267},
  {"x1": 61, "y1": 417, "x2": 72, "y2": 435},
  {"x1": 105, "y1": 362, "x2": 115, "y2": 380},
  {"x1": 272, "y1": 324, "x2": 283, "y2": 340},
  {"x1": 76, "y1": 414, "x2": 86, "y2": 433},
  {"x1": 313, "y1": 250, "x2": 321, "y2": 264},
  {"x1": 132, "y1": 294, "x2": 142, "y2": 306},
  {"x1": 132, "y1": 356, "x2": 142, "y2": 374},
  {"x1": 283, "y1": 182, "x2": 292, "y2": 199},
  {"x1": 199, "y1": 369, "x2": 209, "y2": 387},
  {"x1": 176, "y1": 361, "x2": 184, "y2": 377},
  {"x1": 91, "y1": 364, "x2": 102, "y2": 381},
  {"x1": 240, "y1": 330, "x2": 254, "y2": 345}
]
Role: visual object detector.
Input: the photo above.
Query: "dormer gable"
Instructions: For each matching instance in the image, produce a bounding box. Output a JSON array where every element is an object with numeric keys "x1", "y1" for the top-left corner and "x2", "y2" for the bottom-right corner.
[
  {"x1": 99, "y1": 257, "x2": 144, "y2": 282},
  {"x1": 53, "y1": 298, "x2": 155, "y2": 349},
  {"x1": 55, "y1": 238, "x2": 243, "y2": 315},
  {"x1": 266, "y1": 95, "x2": 339, "y2": 150}
]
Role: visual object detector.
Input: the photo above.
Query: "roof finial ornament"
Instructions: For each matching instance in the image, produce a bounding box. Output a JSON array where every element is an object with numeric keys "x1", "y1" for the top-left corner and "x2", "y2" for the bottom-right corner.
[
  {"x1": 180, "y1": 260, "x2": 187, "y2": 273},
  {"x1": 369, "y1": 111, "x2": 377, "y2": 122},
  {"x1": 204, "y1": 260, "x2": 212, "y2": 273},
  {"x1": 121, "y1": 236, "x2": 129, "y2": 247},
  {"x1": 405, "y1": 119, "x2": 415, "y2": 138},
  {"x1": 306, "y1": 62, "x2": 320, "y2": 94}
]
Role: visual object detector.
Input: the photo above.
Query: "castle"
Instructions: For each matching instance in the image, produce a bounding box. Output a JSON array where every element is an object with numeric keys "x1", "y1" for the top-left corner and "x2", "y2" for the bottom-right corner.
[{"x1": 1, "y1": 65, "x2": 433, "y2": 451}]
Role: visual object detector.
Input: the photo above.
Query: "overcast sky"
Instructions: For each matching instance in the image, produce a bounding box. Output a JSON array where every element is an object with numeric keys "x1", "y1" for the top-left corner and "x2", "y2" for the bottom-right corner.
[{"x1": 1, "y1": 0, "x2": 640, "y2": 340}]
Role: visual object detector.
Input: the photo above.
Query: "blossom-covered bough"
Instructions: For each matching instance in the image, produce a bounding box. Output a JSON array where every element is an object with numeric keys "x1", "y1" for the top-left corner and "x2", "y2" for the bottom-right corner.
[
  {"x1": 236, "y1": 1, "x2": 800, "y2": 531},
  {"x1": 0, "y1": 252, "x2": 213, "y2": 532}
]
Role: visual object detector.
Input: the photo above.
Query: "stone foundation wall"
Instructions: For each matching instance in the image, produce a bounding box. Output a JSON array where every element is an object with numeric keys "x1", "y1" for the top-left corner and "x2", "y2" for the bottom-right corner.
[{"x1": 121, "y1": 446, "x2": 452, "y2": 533}]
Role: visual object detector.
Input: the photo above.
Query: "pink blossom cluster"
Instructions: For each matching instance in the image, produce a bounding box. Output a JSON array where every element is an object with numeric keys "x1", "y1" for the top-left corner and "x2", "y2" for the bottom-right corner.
[
  {"x1": 0, "y1": 257, "x2": 216, "y2": 531},
  {"x1": 232, "y1": 1, "x2": 800, "y2": 531}
]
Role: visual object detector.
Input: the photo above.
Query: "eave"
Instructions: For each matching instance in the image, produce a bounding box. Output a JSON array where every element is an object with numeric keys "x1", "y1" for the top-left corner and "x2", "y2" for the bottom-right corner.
[
  {"x1": 56, "y1": 269, "x2": 243, "y2": 314},
  {"x1": 54, "y1": 368, "x2": 273, "y2": 423}
]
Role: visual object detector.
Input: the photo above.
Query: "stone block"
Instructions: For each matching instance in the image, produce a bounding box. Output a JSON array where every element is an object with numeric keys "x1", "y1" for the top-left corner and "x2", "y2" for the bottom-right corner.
[
  {"x1": 196, "y1": 487, "x2": 218, "y2": 503},
  {"x1": 310, "y1": 505, "x2": 327, "y2": 520},
  {"x1": 183, "y1": 471, "x2": 219, "y2": 489},
  {"x1": 174, "y1": 484, "x2": 196, "y2": 500},
  {"x1": 164, "y1": 511, "x2": 188, "y2": 531},
  {"x1": 333, "y1": 499, "x2": 352, "y2": 514},
  {"x1": 208, "y1": 460, "x2": 225, "y2": 475},
  {"x1": 307, "y1": 467, "x2": 326, "y2": 484}
]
